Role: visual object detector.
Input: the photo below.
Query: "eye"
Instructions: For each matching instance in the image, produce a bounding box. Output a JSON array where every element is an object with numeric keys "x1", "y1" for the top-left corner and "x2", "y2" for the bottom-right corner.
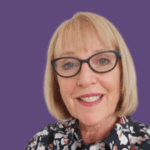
[
  {"x1": 63, "y1": 62, "x2": 74, "y2": 70},
  {"x1": 98, "y1": 58, "x2": 109, "y2": 65}
]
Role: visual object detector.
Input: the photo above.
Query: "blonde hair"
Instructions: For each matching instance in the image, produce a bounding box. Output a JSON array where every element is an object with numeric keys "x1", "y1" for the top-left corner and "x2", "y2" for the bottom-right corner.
[{"x1": 43, "y1": 12, "x2": 138, "y2": 121}]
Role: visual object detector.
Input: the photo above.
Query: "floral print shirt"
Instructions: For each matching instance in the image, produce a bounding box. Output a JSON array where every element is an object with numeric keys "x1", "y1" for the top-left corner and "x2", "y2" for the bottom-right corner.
[{"x1": 24, "y1": 116, "x2": 150, "y2": 150}]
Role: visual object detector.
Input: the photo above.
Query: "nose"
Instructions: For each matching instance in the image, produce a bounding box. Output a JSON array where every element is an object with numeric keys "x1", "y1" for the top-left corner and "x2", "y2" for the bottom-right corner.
[{"x1": 77, "y1": 63, "x2": 97, "y2": 87}]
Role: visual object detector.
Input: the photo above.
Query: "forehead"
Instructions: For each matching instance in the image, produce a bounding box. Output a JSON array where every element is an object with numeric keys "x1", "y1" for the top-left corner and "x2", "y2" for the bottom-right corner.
[
  {"x1": 60, "y1": 48, "x2": 105, "y2": 58},
  {"x1": 55, "y1": 24, "x2": 112, "y2": 58}
]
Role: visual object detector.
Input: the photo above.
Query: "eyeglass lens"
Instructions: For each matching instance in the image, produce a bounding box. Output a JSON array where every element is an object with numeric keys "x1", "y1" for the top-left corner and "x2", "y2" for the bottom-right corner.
[{"x1": 54, "y1": 52, "x2": 117, "y2": 77}]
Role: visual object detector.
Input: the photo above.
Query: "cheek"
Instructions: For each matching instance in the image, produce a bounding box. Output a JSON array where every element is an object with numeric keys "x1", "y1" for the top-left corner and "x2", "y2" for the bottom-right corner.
[
  {"x1": 107, "y1": 66, "x2": 121, "y2": 92},
  {"x1": 100, "y1": 69, "x2": 121, "y2": 103},
  {"x1": 108, "y1": 74, "x2": 121, "y2": 106},
  {"x1": 108, "y1": 77, "x2": 121, "y2": 91},
  {"x1": 58, "y1": 77, "x2": 75, "y2": 99},
  {"x1": 57, "y1": 78, "x2": 77, "y2": 117},
  {"x1": 98, "y1": 75, "x2": 120, "y2": 93}
]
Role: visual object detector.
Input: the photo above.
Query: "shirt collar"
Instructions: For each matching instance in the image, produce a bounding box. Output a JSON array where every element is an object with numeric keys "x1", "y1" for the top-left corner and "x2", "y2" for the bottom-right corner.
[{"x1": 70, "y1": 115, "x2": 134, "y2": 149}]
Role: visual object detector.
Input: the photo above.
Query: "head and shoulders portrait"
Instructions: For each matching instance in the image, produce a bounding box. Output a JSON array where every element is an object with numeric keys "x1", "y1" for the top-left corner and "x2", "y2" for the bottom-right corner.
[{"x1": 24, "y1": 11, "x2": 150, "y2": 150}]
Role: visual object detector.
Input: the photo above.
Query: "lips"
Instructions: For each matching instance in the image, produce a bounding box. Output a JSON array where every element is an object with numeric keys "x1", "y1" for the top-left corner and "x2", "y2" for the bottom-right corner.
[
  {"x1": 77, "y1": 95, "x2": 103, "y2": 107},
  {"x1": 76, "y1": 93, "x2": 102, "y2": 99}
]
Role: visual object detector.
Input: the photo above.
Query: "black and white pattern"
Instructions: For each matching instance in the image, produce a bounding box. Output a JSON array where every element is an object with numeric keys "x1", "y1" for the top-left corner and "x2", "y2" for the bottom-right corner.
[{"x1": 24, "y1": 116, "x2": 150, "y2": 150}]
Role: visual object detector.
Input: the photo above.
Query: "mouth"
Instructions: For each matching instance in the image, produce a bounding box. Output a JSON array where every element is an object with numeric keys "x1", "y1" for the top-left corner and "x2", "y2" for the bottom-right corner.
[
  {"x1": 77, "y1": 95, "x2": 104, "y2": 107},
  {"x1": 77, "y1": 95, "x2": 103, "y2": 102}
]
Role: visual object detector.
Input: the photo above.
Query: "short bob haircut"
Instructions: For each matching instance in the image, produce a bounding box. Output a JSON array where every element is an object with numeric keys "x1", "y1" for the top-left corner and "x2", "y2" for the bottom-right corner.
[{"x1": 43, "y1": 12, "x2": 138, "y2": 121}]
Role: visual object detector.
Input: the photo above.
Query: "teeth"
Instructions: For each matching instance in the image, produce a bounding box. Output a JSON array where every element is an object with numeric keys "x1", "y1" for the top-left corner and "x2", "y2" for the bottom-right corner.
[{"x1": 79, "y1": 95, "x2": 102, "y2": 102}]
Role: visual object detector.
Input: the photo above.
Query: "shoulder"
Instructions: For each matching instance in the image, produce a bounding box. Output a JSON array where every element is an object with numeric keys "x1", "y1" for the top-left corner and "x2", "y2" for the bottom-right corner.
[
  {"x1": 24, "y1": 123, "x2": 57, "y2": 150},
  {"x1": 127, "y1": 116, "x2": 150, "y2": 137},
  {"x1": 127, "y1": 116, "x2": 150, "y2": 149},
  {"x1": 24, "y1": 118, "x2": 74, "y2": 150}
]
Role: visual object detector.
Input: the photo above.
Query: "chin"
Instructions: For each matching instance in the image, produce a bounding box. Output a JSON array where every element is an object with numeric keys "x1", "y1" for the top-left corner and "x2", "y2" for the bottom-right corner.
[{"x1": 78, "y1": 114, "x2": 107, "y2": 127}]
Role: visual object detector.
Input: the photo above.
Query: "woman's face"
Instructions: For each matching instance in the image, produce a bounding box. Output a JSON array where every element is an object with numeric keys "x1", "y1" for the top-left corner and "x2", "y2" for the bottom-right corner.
[{"x1": 57, "y1": 36, "x2": 121, "y2": 126}]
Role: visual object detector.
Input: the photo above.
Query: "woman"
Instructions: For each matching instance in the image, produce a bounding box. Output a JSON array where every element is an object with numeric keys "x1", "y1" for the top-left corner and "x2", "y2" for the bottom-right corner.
[{"x1": 24, "y1": 12, "x2": 150, "y2": 150}]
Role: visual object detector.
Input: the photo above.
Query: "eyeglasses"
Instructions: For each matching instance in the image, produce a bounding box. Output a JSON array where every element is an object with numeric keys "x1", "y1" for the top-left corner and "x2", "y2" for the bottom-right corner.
[{"x1": 51, "y1": 50, "x2": 121, "y2": 78}]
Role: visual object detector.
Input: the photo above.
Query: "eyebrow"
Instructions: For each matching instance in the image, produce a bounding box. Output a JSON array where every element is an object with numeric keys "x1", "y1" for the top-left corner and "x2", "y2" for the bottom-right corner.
[{"x1": 60, "y1": 48, "x2": 105, "y2": 57}]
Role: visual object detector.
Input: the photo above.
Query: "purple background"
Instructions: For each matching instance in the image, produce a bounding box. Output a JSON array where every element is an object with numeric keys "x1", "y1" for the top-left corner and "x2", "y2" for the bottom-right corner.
[{"x1": 1, "y1": 1, "x2": 150, "y2": 149}]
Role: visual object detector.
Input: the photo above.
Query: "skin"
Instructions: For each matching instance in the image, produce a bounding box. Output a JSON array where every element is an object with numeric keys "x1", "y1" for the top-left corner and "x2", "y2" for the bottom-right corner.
[{"x1": 57, "y1": 37, "x2": 121, "y2": 145}]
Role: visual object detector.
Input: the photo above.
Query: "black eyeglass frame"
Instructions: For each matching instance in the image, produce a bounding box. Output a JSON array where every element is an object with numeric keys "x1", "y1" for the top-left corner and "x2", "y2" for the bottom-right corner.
[{"x1": 51, "y1": 50, "x2": 121, "y2": 78}]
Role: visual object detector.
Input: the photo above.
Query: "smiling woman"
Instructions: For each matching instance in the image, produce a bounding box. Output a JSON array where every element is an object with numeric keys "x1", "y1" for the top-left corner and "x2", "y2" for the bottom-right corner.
[{"x1": 24, "y1": 12, "x2": 150, "y2": 150}]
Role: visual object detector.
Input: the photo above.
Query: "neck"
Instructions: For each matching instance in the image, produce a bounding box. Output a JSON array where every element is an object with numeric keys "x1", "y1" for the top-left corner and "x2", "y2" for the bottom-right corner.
[{"x1": 78, "y1": 113, "x2": 118, "y2": 145}]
